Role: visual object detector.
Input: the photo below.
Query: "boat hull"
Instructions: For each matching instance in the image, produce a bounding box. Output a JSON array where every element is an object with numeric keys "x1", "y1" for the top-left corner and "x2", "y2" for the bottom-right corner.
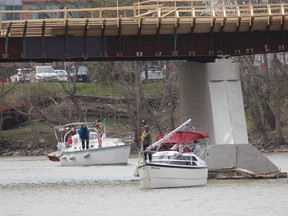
[
  {"x1": 59, "y1": 144, "x2": 131, "y2": 166},
  {"x1": 48, "y1": 151, "x2": 60, "y2": 162},
  {"x1": 138, "y1": 163, "x2": 208, "y2": 189}
]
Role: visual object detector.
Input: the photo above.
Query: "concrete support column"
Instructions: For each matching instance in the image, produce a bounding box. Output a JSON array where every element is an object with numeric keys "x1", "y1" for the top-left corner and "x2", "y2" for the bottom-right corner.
[{"x1": 179, "y1": 59, "x2": 279, "y2": 174}]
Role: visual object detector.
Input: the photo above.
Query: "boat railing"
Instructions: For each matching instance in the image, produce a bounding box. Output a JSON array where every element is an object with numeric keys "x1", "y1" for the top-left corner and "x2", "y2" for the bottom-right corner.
[
  {"x1": 107, "y1": 131, "x2": 135, "y2": 145},
  {"x1": 57, "y1": 142, "x2": 66, "y2": 152}
]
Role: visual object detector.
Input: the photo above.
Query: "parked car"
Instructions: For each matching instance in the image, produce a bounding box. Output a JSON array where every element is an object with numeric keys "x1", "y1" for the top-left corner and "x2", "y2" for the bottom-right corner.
[
  {"x1": 70, "y1": 66, "x2": 89, "y2": 82},
  {"x1": 55, "y1": 70, "x2": 69, "y2": 82},
  {"x1": 10, "y1": 68, "x2": 33, "y2": 83},
  {"x1": 33, "y1": 66, "x2": 58, "y2": 82},
  {"x1": 141, "y1": 66, "x2": 164, "y2": 81},
  {"x1": 77, "y1": 66, "x2": 89, "y2": 82}
]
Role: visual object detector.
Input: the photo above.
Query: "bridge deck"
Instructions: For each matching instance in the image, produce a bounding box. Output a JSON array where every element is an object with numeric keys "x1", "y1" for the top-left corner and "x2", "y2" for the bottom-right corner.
[{"x1": 1, "y1": 2, "x2": 288, "y2": 37}]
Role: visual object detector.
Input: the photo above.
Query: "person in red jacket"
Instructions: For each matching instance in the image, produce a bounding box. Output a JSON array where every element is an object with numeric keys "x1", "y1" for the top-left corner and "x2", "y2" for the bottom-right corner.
[{"x1": 67, "y1": 136, "x2": 72, "y2": 148}]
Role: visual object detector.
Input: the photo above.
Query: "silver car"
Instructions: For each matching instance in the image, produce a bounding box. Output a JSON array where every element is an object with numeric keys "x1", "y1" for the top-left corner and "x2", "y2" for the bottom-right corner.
[
  {"x1": 141, "y1": 66, "x2": 164, "y2": 81},
  {"x1": 55, "y1": 70, "x2": 69, "y2": 82},
  {"x1": 34, "y1": 66, "x2": 58, "y2": 82},
  {"x1": 10, "y1": 68, "x2": 32, "y2": 83}
]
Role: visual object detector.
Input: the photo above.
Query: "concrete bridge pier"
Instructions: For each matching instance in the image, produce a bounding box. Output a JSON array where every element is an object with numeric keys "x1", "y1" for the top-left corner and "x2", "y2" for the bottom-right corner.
[{"x1": 179, "y1": 59, "x2": 282, "y2": 177}]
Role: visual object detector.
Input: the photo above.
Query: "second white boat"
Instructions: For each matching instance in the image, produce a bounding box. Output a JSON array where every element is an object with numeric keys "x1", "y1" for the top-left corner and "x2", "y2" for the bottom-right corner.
[{"x1": 135, "y1": 119, "x2": 209, "y2": 189}]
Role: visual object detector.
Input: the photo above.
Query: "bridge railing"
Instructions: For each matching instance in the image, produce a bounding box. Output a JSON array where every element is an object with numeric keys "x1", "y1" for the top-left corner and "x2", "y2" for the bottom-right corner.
[
  {"x1": 1, "y1": 2, "x2": 288, "y2": 36},
  {"x1": 0, "y1": 3, "x2": 287, "y2": 21}
]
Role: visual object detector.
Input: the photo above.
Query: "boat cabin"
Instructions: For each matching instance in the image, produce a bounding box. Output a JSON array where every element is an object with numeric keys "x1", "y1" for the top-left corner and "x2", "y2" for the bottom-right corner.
[{"x1": 152, "y1": 151, "x2": 205, "y2": 166}]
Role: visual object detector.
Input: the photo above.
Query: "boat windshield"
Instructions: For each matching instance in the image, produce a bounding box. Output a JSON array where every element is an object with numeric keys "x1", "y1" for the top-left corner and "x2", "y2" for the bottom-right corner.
[
  {"x1": 54, "y1": 122, "x2": 96, "y2": 142},
  {"x1": 152, "y1": 152, "x2": 197, "y2": 166}
]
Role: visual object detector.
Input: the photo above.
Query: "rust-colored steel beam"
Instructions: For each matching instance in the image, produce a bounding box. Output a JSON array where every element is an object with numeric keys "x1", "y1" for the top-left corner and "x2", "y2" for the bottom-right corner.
[
  {"x1": 101, "y1": 20, "x2": 107, "y2": 57},
  {"x1": 155, "y1": 18, "x2": 162, "y2": 56},
  {"x1": 41, "y1": 21, "x2": 46, "y2": 57},
  {"x1": 235, "y1": 17, "x2": 241, "y2": 55},
  {"x1": 265, "y1": 16, "x2": 272, "y2": 51},
  {"x1": 209, "y1": 17, "x2": 216, "y2": 55},
  {"x1": 83, "y1": 19, "x2": 89, "y2": 59},
  {"x1": 189, "y1": 17, "x2": 196, "y2": 56},
  {"x1": 172, "y1": 22, "x2": 179, "y2": 56},
  {"x1": 137, "y1": 18, "x2": 143, "y2": 56},
  {"x1": 0, "y1": 37, "x2": 287, "y2": 62},
  {"x1": 65, "y1": 20, "x2": 69, "y2": 57},
  {"x1": 117, "y1": 19, "x2": 123, "y2": 57},
  {"x1": 279, "y1": 15, "x2": 285, "y2": 51},
  {"x1": 21, "y1": 21, "x2": 28, "y2": 58},
  {"x1": 246, "y1": 17, "x2": 255, "y2": 54},
  {"x1": 3, "y1": 22, "x2": 12, "y2": 59},
  {"x1": 218, "y1": 17, "x2": 227, "y2": 55},
  {"x1": 1, "y1": 30, "x2": 287, "y2": 63}
]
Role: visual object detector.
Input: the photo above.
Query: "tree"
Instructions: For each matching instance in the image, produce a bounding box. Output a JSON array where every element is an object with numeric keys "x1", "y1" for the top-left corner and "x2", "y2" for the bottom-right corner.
[
  {"x1": 270, "y1": 54, "x2": 287, "y2": 145},
  {"x1": 238, "y1": 52, "x2": 288, "y2": 146}
]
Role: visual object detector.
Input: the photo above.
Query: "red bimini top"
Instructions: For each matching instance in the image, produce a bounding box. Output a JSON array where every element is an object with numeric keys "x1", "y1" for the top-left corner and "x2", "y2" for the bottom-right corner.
[{"x1": 157, "y1": 130, "x2": 209, "y2": 144}]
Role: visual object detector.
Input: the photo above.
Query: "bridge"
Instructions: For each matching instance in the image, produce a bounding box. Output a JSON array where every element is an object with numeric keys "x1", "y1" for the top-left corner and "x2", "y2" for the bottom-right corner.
[{"x1": 1, "y1": 0, "x2": 288, "y2": 62}]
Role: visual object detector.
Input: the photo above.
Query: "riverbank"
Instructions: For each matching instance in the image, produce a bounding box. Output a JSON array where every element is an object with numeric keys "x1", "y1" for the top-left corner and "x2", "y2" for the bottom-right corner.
[
  {"x1": 1, "y1": 134, "x2": 288, "y2": 157},
  {"x1": 0, "y1": 135, "x2": 53, "y2": 156},
  {"x1": 1, "y1": 117, "x2": 288, "y2": 156}
]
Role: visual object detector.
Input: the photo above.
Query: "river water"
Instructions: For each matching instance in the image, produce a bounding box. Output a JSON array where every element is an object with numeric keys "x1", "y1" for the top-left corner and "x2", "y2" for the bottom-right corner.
[{"x1": 0, "y1": 153, "x2": 288, "y2": 216}]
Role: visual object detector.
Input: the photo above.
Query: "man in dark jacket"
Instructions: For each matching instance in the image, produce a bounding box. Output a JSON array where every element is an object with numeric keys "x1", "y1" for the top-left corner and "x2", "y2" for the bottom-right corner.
[
  {"x1": 78, "y1": 124, "x2": 90, "y2": 150},
  {"x1": 142, "y1": 125, "x2": 152, "y2": 162}
]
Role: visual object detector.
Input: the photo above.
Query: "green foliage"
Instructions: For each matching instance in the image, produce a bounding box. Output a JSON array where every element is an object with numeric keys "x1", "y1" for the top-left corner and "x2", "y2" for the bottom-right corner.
[
  {"x1": 0, "y1": 121, "x2": 53, "y2": 142},
  {"x1": 143, "y1": 81, "x2": 176, "y2": 97},
  {"x1": 74, "y1": 82, "x2": 125, "y2": 97}
]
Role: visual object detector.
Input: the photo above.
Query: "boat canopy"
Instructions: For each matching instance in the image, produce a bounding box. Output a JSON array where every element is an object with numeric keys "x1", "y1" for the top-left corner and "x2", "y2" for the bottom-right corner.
[{"x1": 156, "y1": 130, "x2": 209, "y2": 144}]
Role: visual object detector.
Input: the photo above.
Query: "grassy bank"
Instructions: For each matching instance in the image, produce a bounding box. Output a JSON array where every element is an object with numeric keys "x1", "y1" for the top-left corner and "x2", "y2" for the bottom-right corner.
[{"x1": 3, "y1": 80, "x2": 171, "y2": 98}]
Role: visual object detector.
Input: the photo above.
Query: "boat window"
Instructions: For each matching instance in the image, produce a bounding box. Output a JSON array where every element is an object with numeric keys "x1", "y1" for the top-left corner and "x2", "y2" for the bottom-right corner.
[
  {"x1": 168, "y1": 160, "x2": 192, "y2": 165},
  {"x1": 155, "y1": 154, "x2": 165, "y2": 159},
  {"x1": 192, "y1": 156, "x2": 197, "y2": 161},
  {"x1": 173, "y1": 154, "x2": 189, "y2": 160}
]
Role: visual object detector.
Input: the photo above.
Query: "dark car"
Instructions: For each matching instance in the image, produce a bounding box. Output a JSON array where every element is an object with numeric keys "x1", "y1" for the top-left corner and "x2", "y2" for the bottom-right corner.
[
  {"x1": 69, "y1": 66, "x2": 89, "y2": 82},
  {"x1": 77, "y1": 66, "x2": 89, "y2": 82},
  {"x1": 70, "y1": 66, "x2": 89, "y2": 82}
]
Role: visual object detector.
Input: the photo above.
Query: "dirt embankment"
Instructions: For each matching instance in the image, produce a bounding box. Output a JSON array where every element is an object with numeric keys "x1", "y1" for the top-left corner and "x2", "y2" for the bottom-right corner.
[{"x1": 0, "y1": 136, "x2": 53, "y2": 156}]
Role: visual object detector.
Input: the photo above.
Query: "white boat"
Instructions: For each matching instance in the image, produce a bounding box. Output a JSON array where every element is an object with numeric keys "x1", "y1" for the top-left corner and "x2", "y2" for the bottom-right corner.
[
  {"x1": 48, "y1": 122, "x2": 132, "y2": 166},
  {"x1": 135, "y1": 119, "x2": 209, "y2": 189}
]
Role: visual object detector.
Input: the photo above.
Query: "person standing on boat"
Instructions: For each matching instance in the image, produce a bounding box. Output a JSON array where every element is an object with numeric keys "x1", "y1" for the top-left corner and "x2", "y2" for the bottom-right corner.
[
  {"x1": 141, "y1": 124, "x2": 152, "y2": 162},
  {"x1": 95, "y1": 119, "x2": 104, "y2": 148},
  {"x1": 191, "y1": 140, "x2": 201, "y2": 156},
  {"x1": 78, "y1": 124, "x2": 90, "y2": 150},
  {"x1": 67, "y1": 136, "x2": 72, "y2": 148}
]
